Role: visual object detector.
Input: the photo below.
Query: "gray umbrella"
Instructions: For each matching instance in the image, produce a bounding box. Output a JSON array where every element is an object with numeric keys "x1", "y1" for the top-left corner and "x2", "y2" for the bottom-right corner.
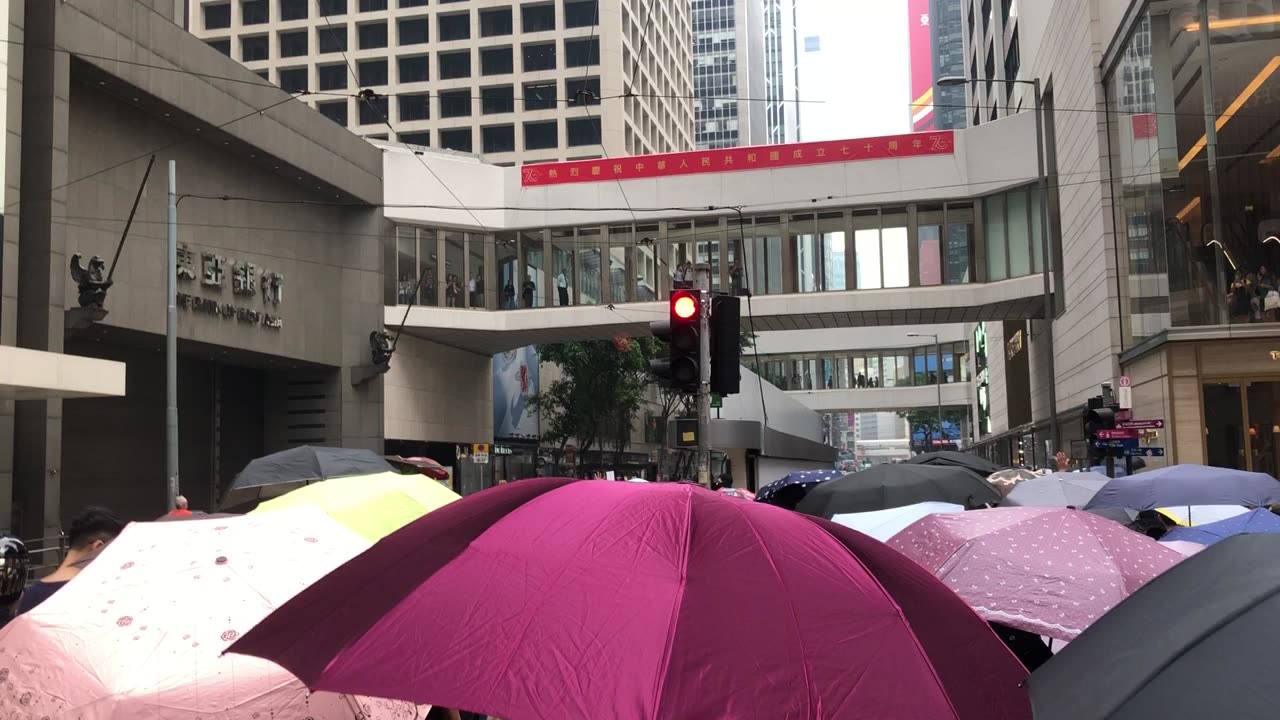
[
  {"x1": 796, "y1": 463, "x2": 1002, "y2": 519},
  {"x1": 1028, "y1": 534, "x2": 1280, "y2": 719},
  {"x1": 1003, "y1": 472, "x2": 1111, "y2": 508},
  {"x1": 218, "y1": 445, "x2": 394, "y2": 510}
]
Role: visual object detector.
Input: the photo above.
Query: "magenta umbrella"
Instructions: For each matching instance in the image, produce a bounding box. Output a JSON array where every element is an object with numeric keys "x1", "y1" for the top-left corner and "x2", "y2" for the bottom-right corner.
[
  {"x1": 231, "y1": 478, "x2": 1031, "y2": 720},
  {"x1": 889, "y1": 506, "x2": 1183, "y2": 641}
]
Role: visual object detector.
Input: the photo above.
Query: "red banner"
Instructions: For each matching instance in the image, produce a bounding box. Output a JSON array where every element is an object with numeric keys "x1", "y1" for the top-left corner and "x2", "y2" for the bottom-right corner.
[
  {"x1": 520, "y1": 131, "x2": 956, "y2": 187},
  {"x1": 908, "y1": 0, "x2": 935, "y2": 132},
  {"x1": 1131, "y1": 113, "x2": 1158, "y2": 139}
]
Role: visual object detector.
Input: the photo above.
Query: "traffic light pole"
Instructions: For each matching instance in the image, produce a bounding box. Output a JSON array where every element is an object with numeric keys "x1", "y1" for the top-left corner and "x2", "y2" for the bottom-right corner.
[{"x1": 696, "y1": 263, "x2": 712, "y2": 486}]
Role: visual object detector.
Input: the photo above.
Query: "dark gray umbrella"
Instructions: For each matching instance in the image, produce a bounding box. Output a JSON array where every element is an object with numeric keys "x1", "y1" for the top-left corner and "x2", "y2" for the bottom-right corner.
[
  {"x1": 903, "y1": 451, "x2": 1002, "y2": 478},
  {"x1": 796, "y1": 464, "x2": 1002, "y2": 519},
  {"x1": 218, "y1": 445, "x2": 394, "y2": 510},
  {"x1": 1028, "y1": 534, "x2": 1280, "y2": 719}
]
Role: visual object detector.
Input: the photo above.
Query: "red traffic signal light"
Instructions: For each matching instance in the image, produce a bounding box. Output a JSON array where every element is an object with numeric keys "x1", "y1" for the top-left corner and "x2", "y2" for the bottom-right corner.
[{"x1": 672, "y1": 290, "x2": 698, "y2": 320}]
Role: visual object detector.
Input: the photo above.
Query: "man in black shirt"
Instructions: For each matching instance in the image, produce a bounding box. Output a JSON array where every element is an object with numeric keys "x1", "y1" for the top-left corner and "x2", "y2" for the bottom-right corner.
[{"x1": 15, "y1": 506, "x2": 123, "y2": 615}]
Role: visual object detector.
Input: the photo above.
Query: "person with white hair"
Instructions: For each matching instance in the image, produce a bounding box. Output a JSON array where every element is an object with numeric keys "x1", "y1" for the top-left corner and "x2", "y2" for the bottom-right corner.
[{"x1": 167, "y1": 495, "x2": 192, "y2": 518}]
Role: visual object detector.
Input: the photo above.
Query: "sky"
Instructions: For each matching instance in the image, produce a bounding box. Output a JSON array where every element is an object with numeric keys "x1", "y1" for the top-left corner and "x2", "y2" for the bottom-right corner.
[{"x1": 795, "y1": 0, "x2": 912, "y2": 142}]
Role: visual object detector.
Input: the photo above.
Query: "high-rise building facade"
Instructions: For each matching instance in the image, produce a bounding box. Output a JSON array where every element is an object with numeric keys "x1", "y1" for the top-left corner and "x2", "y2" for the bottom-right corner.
[
  {"x1": 692, "y1": 0, "x2": 767, "y2": 149},
  {"x1": 762, "y1": 0, "x2": 800, "y2": 143},
  {"x1": 188, "y1": 0, "x2": 695, "y2": 163},
  {"x1": 956, "y1": 0, "x2": 1021, "y2": 126},
  {"x1": 908, "y1": 0, "x2": 967, "y2": 131}
]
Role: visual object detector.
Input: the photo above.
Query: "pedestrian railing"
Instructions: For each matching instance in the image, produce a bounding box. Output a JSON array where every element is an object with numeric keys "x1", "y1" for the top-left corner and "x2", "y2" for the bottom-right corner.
[{"x1": 22, "y1": 534, "x2": 67, "y2": 584}]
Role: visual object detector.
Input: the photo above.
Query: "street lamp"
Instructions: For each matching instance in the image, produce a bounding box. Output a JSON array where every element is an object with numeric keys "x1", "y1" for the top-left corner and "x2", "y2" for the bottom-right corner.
[
  {"x1": 908, "y1": 332, "x2": 943, "y2": 453},
  {"x1": 936, "y1": 74, "x2": 1060, "y2": 456}
]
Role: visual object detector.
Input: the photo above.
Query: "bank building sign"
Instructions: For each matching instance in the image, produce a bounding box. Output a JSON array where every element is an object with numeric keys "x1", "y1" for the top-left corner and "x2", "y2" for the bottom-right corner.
[{"x1": 175, "y1": 245, "x2": 283, "y2": 329}]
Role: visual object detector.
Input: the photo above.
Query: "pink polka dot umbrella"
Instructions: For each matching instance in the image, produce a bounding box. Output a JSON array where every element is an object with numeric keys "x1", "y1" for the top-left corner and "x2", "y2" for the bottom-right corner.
[{"x1": 889, "y1": 506, "x2": 1183, "y2": 641}]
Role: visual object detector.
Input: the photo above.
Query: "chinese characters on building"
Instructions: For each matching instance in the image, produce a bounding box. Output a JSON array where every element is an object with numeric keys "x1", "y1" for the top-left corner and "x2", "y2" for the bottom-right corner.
[
  {"x1": 520, "y1": 130, "x2": 956, "y2": 187},
  {"x1": 175, "y1": 245, "x2": 283, "y2": 329}
]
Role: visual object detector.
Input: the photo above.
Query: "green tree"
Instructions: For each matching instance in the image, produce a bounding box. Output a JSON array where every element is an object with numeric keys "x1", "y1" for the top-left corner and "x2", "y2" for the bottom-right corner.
[
  {"x1": 534, "y1": 328, "x2": 757, "y2": 477},
  {"x1": 531, "y1": 338, "x2": 654, "y2": 473},
  {"x1": 898, "y1": 408, "x2": 968, "y2": 453}
]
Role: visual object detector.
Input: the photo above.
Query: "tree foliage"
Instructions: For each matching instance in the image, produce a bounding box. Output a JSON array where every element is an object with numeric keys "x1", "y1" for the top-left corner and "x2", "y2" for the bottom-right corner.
[
  {"x1": 533, "y1": 325, "x2": 756, "y2": 474},
  {"x1": 898, "y1": 407, "x2": 968, "y2": 449},
  {"x1": 530, "y1": 338, "x2": 657, "y2": 466}
]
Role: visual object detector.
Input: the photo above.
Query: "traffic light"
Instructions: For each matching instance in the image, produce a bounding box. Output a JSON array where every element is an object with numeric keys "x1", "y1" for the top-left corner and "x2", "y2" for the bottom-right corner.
[
  {"x1": 648, "y1": 289, "x2": 701, "y2": 392},
  {"x1": 709, "y1": 295, "x2": 741, "y2": 395},
  {"x1": 1084, "y1": 396, "x2": 1117, "y2": 458}
]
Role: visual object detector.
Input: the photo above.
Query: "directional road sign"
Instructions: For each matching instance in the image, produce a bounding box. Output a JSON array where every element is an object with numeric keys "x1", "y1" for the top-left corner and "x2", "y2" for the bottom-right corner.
[
  {"x1": 1094, "y1": 438, "x2": 1139, "y2": 450},
  {"x1": 1096, "y1": 428, "x2": 1138, "y2": 440},
  {"x1": 1117, "y1": 419, "x2": 1164, "y2": 430},
  {"x1": 1125, "y1": 447, "x2": 1165, "y2": 457}
]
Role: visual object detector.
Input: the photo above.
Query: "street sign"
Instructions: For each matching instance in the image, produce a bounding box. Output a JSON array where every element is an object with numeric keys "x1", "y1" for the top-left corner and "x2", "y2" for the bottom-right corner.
[
  {"x1": 1117, "y1": 385, "x2": 1133, "y2": 410},
  {"x1": 1094, "y1": 438, "x2": 1139, "y2": 450},
  {"x1": 472, "y1": 451, "x2": 489, "y2": 464},
  {"x1": 710, "y1": 393, "x2": 723, "y2": 409},
  {"x1": 1117, "y1": 419, "x2": 1164, "y2": 430},
  {"x1": 1096, "y1": 428, "x2": 1138, "y2": 440},
  {"x1": 1125, "y1": 447, "x2": 1165, "y2": 457},
  {"x1": 1118, "y1": 375, "x2": 1132, "y2": 388}
]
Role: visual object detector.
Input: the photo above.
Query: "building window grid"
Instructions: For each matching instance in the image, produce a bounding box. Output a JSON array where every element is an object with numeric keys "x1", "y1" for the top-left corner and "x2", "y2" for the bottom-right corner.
[{"x1": 198, "y1": 0, "x2": 686, "y2": 152}]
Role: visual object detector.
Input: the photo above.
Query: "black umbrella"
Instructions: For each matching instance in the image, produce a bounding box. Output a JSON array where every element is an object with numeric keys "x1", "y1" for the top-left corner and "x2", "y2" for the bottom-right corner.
[
  {"x1": 1028, "y1": 534, "x2": 1280, "y2": 719},
  {"x1": 903, "y1": 451, "x2": 1002, "y2": 478},
  {"x1": 218, "y1": 445, "x2": 394, "y2": 510},
  {"x1": 795, "y1": 464, "x2": 1002, "y2": 518}
]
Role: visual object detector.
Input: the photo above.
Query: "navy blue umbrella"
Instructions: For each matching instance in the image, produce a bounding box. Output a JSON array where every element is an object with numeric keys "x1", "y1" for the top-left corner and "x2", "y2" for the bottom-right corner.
[
  {"x1": 1084, "y1": 464, "x2": 1280, "y2": 511},
  {"x1": 755, "y1": 469, "x2": 842, "y2": 510}
]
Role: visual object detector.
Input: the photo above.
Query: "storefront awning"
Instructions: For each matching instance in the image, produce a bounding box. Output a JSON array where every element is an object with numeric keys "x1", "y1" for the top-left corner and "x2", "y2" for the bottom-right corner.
[{"x1": 0, "y1": 346, "x2": 126, "y2": 401}]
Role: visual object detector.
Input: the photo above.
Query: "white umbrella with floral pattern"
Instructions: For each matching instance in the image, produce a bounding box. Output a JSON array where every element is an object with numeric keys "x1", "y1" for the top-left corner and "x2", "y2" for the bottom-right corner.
[{"x1": 0, "y1": 507, "x2": 421, "y2": 720}]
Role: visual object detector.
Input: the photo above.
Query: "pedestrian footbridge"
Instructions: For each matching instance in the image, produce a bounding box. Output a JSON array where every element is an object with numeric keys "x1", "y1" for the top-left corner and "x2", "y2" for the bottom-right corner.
[{"x1": 389, "y1": 274, "x2": 1047, "y2": 355}]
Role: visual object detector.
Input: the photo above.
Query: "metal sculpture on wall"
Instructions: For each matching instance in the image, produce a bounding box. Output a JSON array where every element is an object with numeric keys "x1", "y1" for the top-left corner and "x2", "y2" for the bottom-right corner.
[
  {"x1": 370, "y1": 331, "x2": 394, "y2": 367},
  {"x1": 351, "y1": 330, "x2": 395, "y2": 387},
  {"x1": 69, "y1": 254, "x2": 112, "y2": 309}
]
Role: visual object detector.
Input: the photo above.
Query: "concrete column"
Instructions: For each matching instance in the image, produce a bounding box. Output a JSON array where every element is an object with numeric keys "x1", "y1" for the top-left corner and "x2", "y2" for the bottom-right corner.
[
  {"x1": 0, "y1": 0, "x2": 27, "y2": 534},
  {"x1": 14, "y1": 0, "x2": 70, "y2": 539}
]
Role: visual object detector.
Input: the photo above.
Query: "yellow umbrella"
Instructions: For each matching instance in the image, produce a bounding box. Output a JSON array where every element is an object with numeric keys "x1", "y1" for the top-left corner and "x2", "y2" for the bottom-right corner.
[{"x1": 251, "y1": 471, "x2": 460, "y2": 541}]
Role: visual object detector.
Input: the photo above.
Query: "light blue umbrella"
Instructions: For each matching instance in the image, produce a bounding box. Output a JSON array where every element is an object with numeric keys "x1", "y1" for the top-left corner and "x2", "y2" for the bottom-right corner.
[
  {"x1": 1162, "y1": 508, "x2": 1280, "y2": 546},
  {"x1": 1084, "y1": 464, "x2": 1280, "y2": 511}
]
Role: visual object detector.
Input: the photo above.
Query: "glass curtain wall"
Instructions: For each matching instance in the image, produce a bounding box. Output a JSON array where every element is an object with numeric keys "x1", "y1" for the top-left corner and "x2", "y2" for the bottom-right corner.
[
  {"x1": 552, "y1": 229, "x2": 575, "y2": 306},
  {"x1": 749, "y1": 343, "x2": 971, "y2": 391},
  {"x1": 444, "y1": 231, "x2": 465, "y2": 307},
  {"x1": 497, "y1": 233, "x2": 519, "y2": 309},
  {"x1": 919, "y1": 205, "x2": 944, "y2": 286},
  {"x1": 636, "y1": 223, "x2": 659, "y2": 300},
  {"x1": 578, "y1": 227, "x2": 602, "y2": 305},
  {"x1": 1105, "y1": 1, "x2": 1280, "y2": 345},
  {"x1": 520, "y1": 230, "x2": 545, "y2": 308},
  {"x1": 818, "y1": 211, "x2": 848, "y2": 290},
  {"x1": 468, "y1": 234, "x2": 486, "y2": 309},
  {"x1": 396, "y1": 227, "x2": 417, "y2": 305},
  {"x1": 946, "y1": 202, "x2": 975, "y2": 284},
  {"x1": 391, "y1": 196, "x2": 1007, "y2": 312},
  {"x1": 608, "y1": 225, "x2": 632, "y2": 303}
]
